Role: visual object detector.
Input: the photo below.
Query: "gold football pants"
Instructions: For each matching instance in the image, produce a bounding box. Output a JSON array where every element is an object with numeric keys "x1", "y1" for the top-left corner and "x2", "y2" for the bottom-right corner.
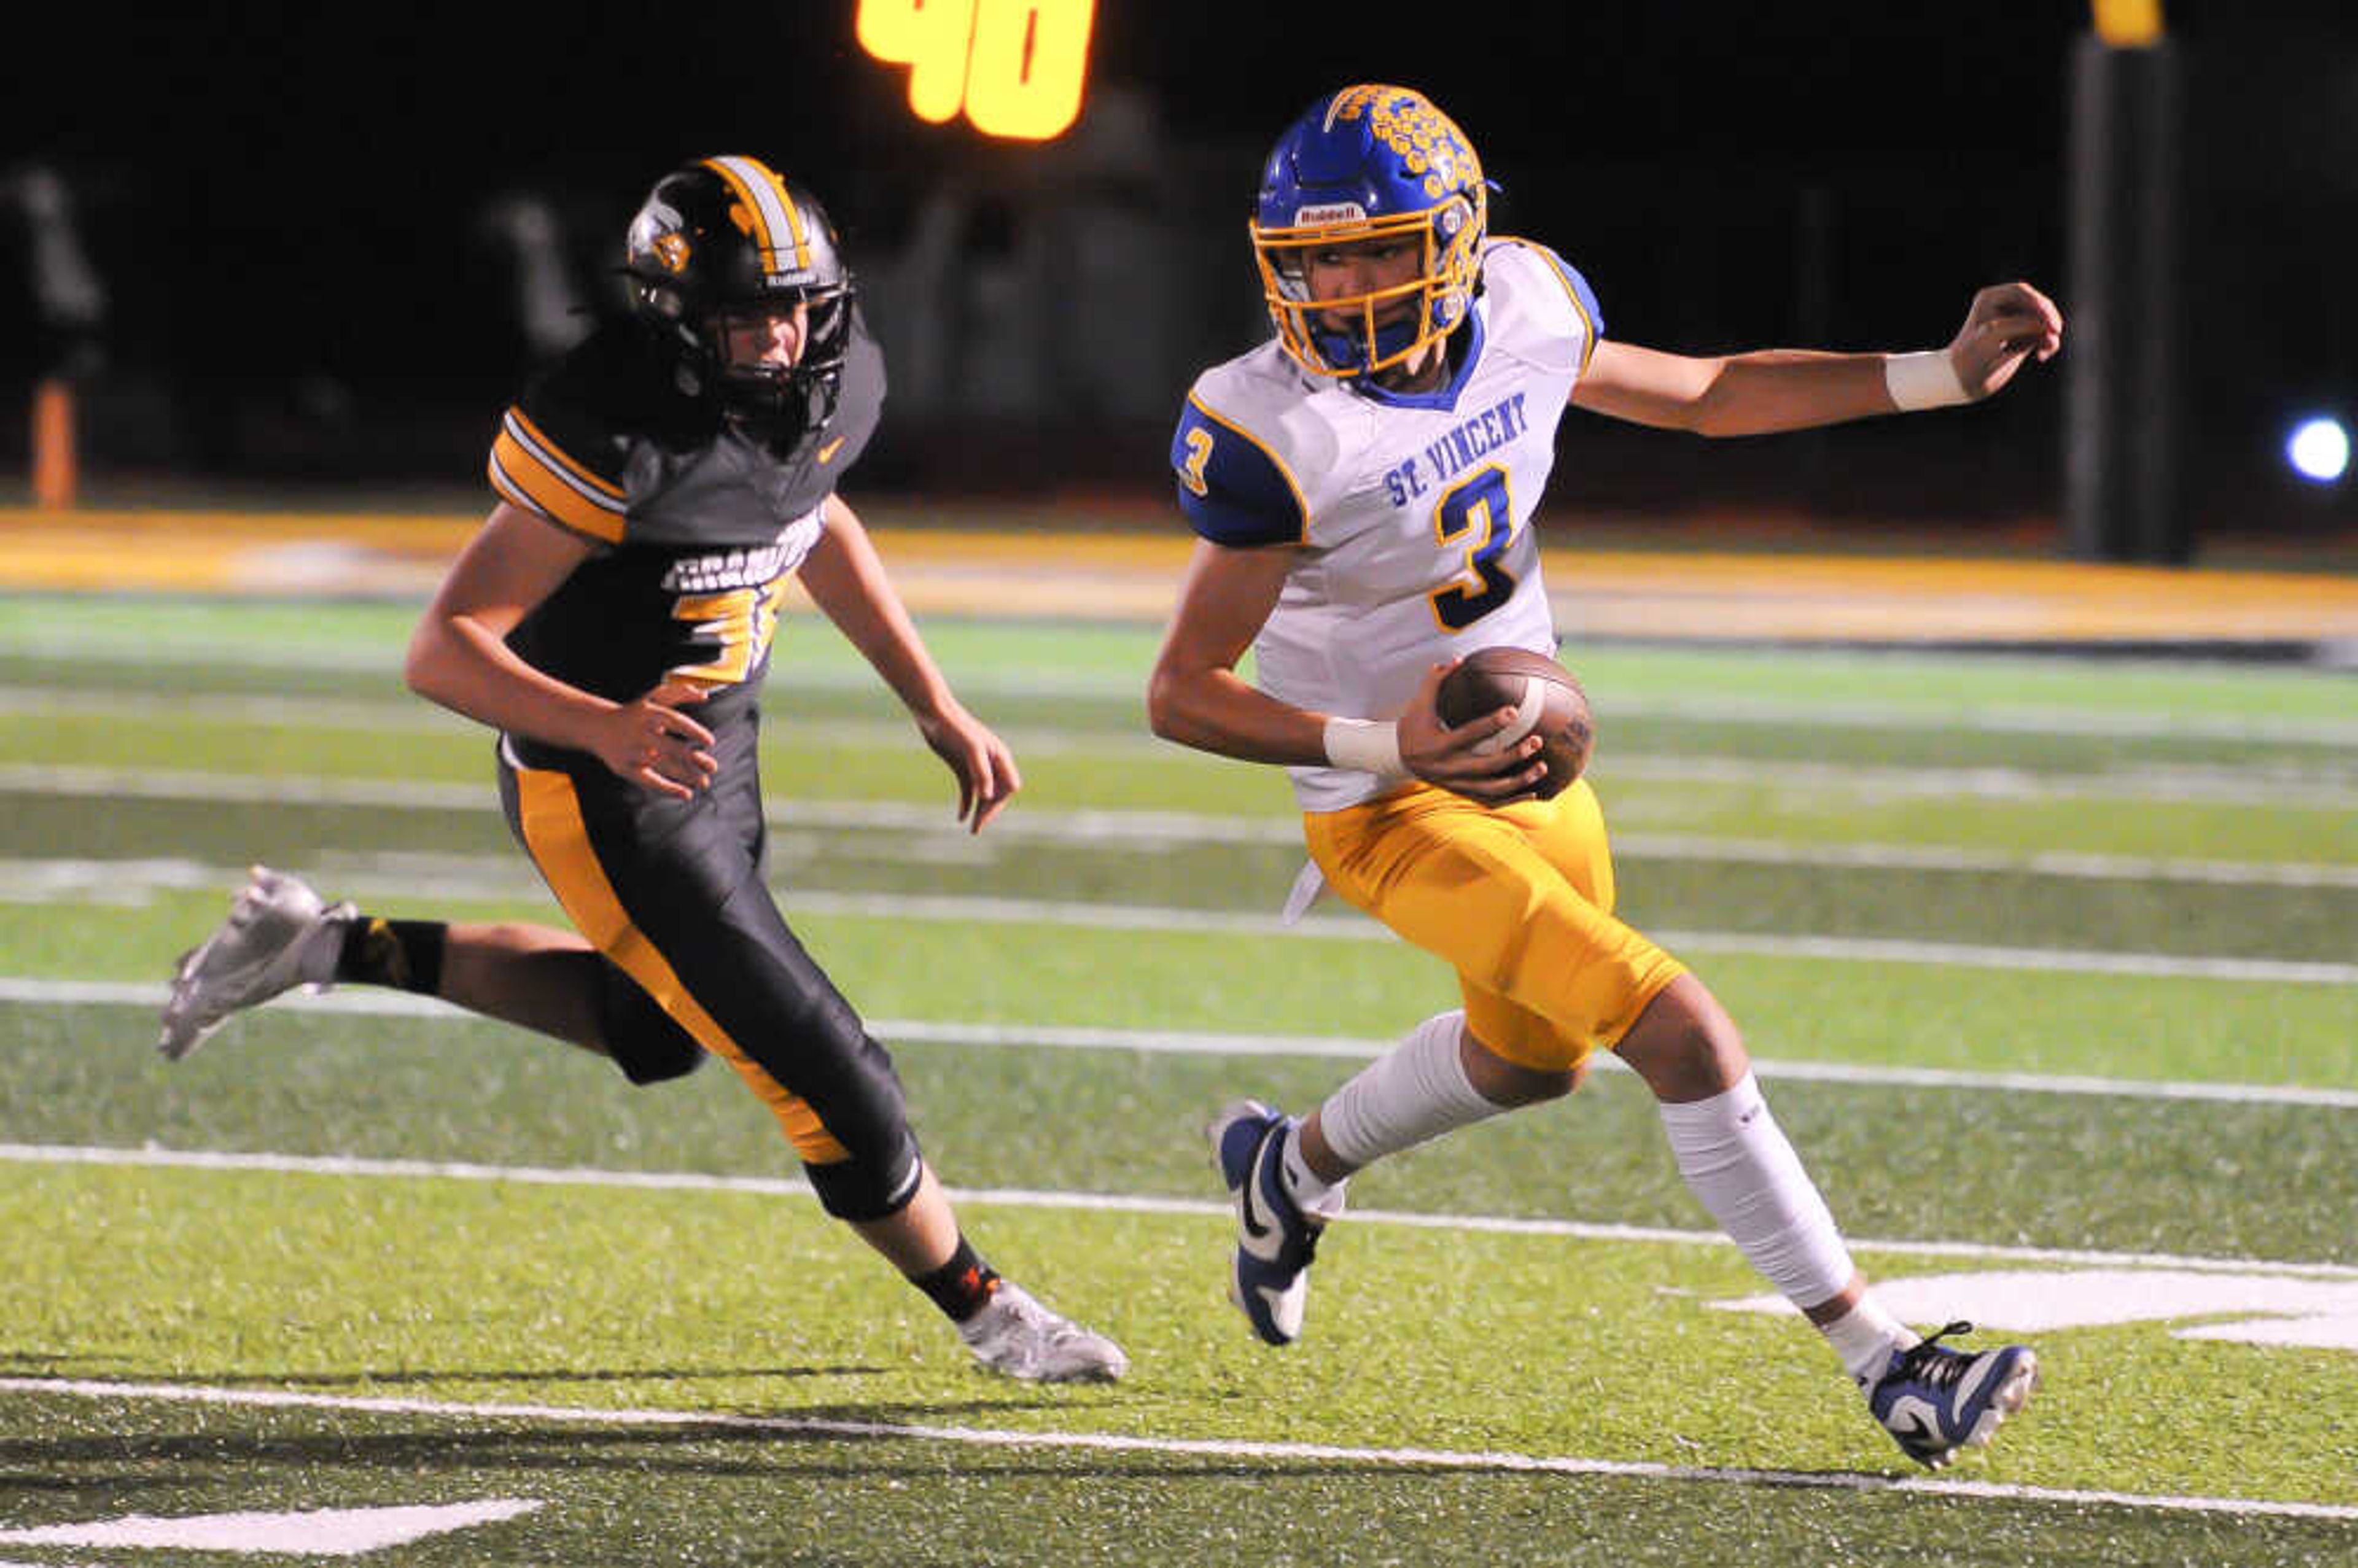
[{"x1": 1304, "y1": 778, "x2": 1686, "y2": 1071}]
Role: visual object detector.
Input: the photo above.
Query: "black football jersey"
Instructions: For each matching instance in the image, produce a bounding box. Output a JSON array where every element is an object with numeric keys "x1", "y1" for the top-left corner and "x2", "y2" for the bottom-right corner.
[{"x1": 485, "y1": 311, "x2": 885, "y2": 759}]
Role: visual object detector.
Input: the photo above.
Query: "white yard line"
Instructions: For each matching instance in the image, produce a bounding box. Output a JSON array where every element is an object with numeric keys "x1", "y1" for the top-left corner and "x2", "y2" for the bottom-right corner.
[
  {"x1": 6, "y1": 1141, "x2": 2356, "y2": 1283},
  {"x1": 1, "y1": 1374, "x2": 2352, "y2": 1523},
  {"x1": 1600, "y1": 751, "x2": 2358, "y2": 810},
  {"x1": 7, "y1": 980, "x2": 2357, "y2": 1110},
  {"x1": 720, "y1": 891, "x2": 2358, "y2": 986},
  {"x1": 11, "y1": 675, "x2": 2358, "y2": 804},
  {"x1": 7, "y1": 763, "x2": 2358, "y2": 887},
  {"x1": 8, "y1": 646, "x2": 2357, "y2": 746},
  {"x1": 1605, "y1": 689, "x2": 2358, "y2": 750},
  {"x1": 1608, "y1": 831, "x2": 2358, "y2": 890},
  {"x1": 5, "y1": 850, "x2": 2357, "y2": 983}
]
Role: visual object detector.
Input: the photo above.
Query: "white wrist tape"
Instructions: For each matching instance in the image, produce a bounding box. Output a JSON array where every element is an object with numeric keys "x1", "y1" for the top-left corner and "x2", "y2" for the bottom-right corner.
[
  {"x1": 1322, "y1": 717, "x2": 1404, "y2": 778},
  {"x1": 1884, "y1": 350, "x2": 1969, "y2": 411}
]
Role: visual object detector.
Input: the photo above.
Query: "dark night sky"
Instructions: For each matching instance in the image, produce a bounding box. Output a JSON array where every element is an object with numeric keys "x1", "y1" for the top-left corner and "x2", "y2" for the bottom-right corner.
[{"x1": 7, "y1": 1, "x2": 2356, "y2": 521}]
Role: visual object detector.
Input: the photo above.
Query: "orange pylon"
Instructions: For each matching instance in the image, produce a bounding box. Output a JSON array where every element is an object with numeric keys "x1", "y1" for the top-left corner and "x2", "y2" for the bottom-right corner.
[{"x1": 32, "y1": 378, "x2": 77, "y2": 510}]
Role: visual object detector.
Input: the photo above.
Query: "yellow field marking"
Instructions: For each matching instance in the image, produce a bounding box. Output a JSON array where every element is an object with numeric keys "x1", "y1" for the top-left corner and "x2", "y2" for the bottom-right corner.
[{"x1": 3, "y1": 507, "x2": 2354, "y2": 643}]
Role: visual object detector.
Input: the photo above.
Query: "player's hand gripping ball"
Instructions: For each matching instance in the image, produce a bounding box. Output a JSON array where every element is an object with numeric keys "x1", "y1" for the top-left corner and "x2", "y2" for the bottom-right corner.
[{"x1": 1435, "y1": 647, "x2": 1593, "y2": 801}]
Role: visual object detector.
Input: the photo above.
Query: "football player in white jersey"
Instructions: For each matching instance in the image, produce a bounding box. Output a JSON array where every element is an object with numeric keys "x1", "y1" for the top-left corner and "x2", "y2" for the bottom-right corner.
[{"x1": 1146, "y1": 84, "x2": 2062, "y2": 1469}]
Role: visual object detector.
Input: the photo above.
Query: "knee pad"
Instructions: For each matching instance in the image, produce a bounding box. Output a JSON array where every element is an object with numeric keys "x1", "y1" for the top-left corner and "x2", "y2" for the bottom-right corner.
[
  {"x1": 595, "y1": 963, "x2": 708, "y2": 1085},
  {"x1": 804, "y1": 1136, "x2": 925, "y2": 1221}
]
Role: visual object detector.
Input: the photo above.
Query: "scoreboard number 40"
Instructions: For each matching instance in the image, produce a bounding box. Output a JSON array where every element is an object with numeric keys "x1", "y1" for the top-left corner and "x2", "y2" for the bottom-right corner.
[{"x1": 856, "y1": 0, "x2": 1095, "y2": 141}]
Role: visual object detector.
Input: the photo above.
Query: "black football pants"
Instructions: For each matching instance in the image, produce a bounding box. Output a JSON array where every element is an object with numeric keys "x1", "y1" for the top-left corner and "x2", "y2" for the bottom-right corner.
[{"x1": 496, "y1": 722, "x2": 922, "y2": 1220}]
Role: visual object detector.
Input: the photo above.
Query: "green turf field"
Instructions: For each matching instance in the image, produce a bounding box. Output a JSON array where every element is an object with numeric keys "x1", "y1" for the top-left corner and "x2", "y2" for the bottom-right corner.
[{"x1": 1, "y1": 592, "x2": 2354, "y2": 1566}]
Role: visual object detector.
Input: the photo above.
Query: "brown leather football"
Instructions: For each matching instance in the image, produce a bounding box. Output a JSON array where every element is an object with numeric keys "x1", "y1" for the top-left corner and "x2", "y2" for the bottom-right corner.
[{"x1": 1434, "y1": 646, "x2": 1593, "y2": 799}]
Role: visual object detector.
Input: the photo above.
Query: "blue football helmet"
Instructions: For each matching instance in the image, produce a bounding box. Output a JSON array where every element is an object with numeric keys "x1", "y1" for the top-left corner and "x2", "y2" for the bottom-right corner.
[{"x1": 1250, "y1": 85, "x2": 1487, "y2": 379}]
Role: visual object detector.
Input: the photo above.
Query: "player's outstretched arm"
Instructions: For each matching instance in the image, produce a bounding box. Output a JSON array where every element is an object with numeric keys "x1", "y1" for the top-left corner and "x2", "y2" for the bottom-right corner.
[
  {"x1": 1571, "y1": 281, "x2": 2064, "y2": 437},
  {"x1": 800, "y1": 494, "x2": 1019, "y2": 831}
]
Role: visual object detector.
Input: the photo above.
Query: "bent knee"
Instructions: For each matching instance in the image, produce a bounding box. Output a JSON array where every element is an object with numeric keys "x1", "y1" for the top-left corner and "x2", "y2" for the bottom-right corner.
[
  {"x1": 1465, "y1": 1035, "x2": 1584, "y2": 1108},
  {"x1": 609, "y1": 1030, "x2": 708, "y2": 1085},
  {"x1": 1611, "y1": 974, "x2": 1748, "y2": 1101}
]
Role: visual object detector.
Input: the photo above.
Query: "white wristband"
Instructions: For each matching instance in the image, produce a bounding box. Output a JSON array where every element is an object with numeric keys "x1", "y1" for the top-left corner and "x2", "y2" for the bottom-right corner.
[
  {"x1": 1323, "y1": 717, "x2": 1404, "y2": 778},
  {"x1": 1884, "y1": 350, "x2": 1969, "y2": 411}
]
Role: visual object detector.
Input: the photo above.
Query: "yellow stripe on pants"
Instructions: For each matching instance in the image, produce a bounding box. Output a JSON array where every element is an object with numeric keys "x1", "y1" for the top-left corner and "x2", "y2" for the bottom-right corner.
[{"x1": 512, "y1": 763, "x2": 850, "y2": 1163}]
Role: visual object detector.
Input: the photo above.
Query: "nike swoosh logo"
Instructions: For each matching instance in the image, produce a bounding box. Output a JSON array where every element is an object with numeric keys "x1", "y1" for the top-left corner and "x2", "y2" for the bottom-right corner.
[
  {"x1": 1239, "y1": 1174, "x2": 1274, "y2": 1242},
  {"x1": 1888, "y1": 1408, "x2": 1945, "y2": 1457},
  {"x1": 1237, "y1": 1128, "x2": 1278, "y2": 1244},
  {"x1": 816, "y1": 436, "x2": 846, "y2": 464}
]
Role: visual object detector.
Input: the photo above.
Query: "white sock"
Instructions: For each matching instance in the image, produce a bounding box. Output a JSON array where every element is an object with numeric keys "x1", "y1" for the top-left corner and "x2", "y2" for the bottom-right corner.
[
  {"x1": 1312, "y1": 1010, "x2": 1501, "y2": 1179},
  {"x1": 1819, "y1": 1297, "x2": 1921, "y2": 1387},
  {"x1": 1278, "y1": 1124, "x2": 1347, "y2": 1221},
  {"x1": 1656, "y1": 1071, "x2": 1858, "y2": 1316}
]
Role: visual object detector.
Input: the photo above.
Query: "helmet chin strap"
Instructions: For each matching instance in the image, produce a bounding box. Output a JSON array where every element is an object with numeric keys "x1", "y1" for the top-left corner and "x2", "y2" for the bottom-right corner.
[
  {"x1": 1311, "y1": 304, "x2": 1445, "y2": 381},
  {"x1": 722, "y1": 368, "x2": 842, "y2": 451}
]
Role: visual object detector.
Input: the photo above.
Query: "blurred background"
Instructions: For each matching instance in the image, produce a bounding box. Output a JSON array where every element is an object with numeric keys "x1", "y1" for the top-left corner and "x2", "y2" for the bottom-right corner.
[{"x1": 4, "y1": 1, "x2": 2354, "y2": 562}]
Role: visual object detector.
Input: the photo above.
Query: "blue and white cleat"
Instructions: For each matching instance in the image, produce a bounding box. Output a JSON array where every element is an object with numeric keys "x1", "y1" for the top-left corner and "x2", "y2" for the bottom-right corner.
[
  {"x1": 1866, "y1": 1320, "x2": 2039, "y2": 1469},
  {"x1": 1207, "y1": 1099, "x2": 1323, "y2": 1346}
]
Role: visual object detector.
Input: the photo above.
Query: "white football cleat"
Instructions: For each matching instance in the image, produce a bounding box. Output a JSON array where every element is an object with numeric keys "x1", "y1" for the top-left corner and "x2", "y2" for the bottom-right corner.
[
  {"x1": 157, "y1": 866, "x2": 354, "y2": 1062},
  {"x1": 957, "y1": 1282, "x2": 1128, "y2": 1383}
]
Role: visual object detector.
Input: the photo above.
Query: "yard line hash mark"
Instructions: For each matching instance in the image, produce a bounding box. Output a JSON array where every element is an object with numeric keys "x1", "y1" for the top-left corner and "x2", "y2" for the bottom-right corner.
[
  {"x1": 6, "y1": 1141, "x2": 2356, "y2": 1281},
  {"x1": 6, "y1": 979, "x2": 2356, "y2": 1108},
  {"x1": 8, "y1": 761, "x2": 2358, "y2": 888},
  {"x1": 3, "y1": 1376, "x2": 2353, "y2": 1524}
]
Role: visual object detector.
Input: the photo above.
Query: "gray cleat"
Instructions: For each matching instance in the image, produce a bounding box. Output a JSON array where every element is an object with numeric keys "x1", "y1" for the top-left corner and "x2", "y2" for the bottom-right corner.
[
  {"x1": 158, "y1": 866, "x2": 352, "y2": 1061},
  {"x1": 957, "y1": 1282, "x2": 1129, "y2": 1383}
]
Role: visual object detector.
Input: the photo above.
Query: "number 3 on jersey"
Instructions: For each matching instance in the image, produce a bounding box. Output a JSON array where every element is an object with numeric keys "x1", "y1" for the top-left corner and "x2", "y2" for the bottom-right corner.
[
  {"x1": 669, "y1": 582, "x2": 787, "y2": 688},
  {"x1": 1428, "y1": 464, "x2": 1517, "y2": 631}
]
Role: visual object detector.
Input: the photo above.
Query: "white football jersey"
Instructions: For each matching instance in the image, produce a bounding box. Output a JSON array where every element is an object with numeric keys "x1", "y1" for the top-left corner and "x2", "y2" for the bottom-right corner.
[{"x1": 1172, "y1": 238, "x2": 1603, "y2": 809}]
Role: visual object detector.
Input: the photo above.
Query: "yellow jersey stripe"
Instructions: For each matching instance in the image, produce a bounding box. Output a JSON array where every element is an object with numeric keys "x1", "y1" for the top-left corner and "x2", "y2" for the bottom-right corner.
[
  {"x1": 506, "y1": 408, "x2": 625, "y2": 499},
  {"x1": 489, "y1": 429, "x2": 627, "y2": 545}
]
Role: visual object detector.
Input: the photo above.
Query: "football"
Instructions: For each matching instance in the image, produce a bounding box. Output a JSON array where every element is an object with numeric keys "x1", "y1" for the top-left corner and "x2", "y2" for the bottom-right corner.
[{"x1": 1434, "y1": 646, "x2": 1593, "y2": 800}]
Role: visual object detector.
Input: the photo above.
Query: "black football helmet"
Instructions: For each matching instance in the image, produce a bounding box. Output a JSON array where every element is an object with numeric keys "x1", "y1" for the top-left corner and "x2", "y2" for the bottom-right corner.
[{"x1": 623, "y1": 154, "x2": 856, "y2": 440}]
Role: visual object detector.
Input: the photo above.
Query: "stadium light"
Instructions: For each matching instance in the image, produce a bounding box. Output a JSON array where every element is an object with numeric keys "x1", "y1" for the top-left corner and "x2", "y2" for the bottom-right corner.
[{"x1": 2287, "y1": 416, "x2": 2351, "y2": 484}]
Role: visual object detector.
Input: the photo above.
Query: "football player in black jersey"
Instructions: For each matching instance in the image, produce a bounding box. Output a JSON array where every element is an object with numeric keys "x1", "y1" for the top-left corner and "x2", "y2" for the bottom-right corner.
[{"x1": 160, "y1": 155, "x2": 1126, "y2": 1383}]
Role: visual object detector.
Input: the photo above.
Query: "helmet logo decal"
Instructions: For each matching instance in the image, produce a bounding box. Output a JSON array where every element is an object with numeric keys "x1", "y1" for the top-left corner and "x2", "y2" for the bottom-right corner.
[
  {"x1": 1328, "y1": 85, "x2": 1481, "y2": 202},
  {"x1": 628, "y1": 198, "x2": 688, "y2": 271},
  {"x1": 702, "y1": 155, "x2": 813, "y2": 274}
]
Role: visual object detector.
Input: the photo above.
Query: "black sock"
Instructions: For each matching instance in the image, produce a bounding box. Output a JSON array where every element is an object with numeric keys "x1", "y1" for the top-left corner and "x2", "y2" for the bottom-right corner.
[
  {"x1": 335, "y1": 917, "x2": 447, "y2": 995},
  {"x1": 911, "y1": 1238, "x2": 1002, "y2": 1323}
]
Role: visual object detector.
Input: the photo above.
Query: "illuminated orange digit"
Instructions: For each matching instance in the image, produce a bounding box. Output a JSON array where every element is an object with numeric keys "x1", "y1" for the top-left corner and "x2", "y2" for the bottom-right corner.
[
  {"x1": 963, "y1": 0, "x2": 1092, "y2": 140},
  {"x1": 855, "y1": 0, "x2": 978, "y2": 125},
  {"x1": 855, "y1": 0, "x2": 1094, "y2": 141}
]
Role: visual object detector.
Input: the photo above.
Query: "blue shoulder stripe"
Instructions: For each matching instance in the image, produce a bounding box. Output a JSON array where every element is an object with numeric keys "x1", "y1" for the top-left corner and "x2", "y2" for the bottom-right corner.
[{"x1": 1171, "y1": 394, "x2": 1306, "y2": 548}]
